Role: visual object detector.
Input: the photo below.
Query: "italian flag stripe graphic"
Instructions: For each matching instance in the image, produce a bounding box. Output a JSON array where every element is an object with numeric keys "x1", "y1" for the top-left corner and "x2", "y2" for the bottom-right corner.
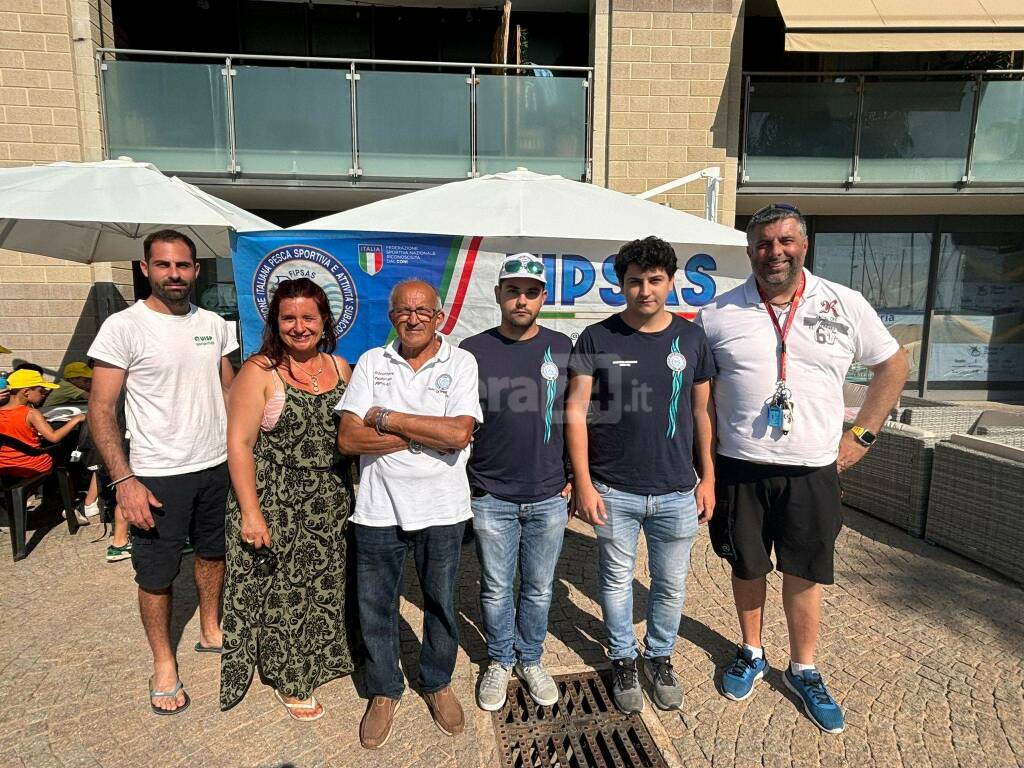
[
  {"x1": 359, "y1": 249, "x2": 382, "y2": 275},
  {"x1": 439, "y1": 235, "x2": 482, "y2": 334}
]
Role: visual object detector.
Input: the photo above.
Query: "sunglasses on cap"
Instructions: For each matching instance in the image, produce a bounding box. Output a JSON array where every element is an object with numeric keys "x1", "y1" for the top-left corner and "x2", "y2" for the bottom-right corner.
[
  {"x1": 502, "y1": 259, "x2": 545, "y2": 276},
  {"x1": 751, "y1": 202, "x2": 802, "y2": 218}
]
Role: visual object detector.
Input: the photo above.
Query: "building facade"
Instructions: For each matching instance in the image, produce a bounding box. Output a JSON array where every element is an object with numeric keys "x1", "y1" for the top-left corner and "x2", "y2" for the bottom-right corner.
[{"x1": 1, "y1": 0, "x2": 1021, "y2": 398}]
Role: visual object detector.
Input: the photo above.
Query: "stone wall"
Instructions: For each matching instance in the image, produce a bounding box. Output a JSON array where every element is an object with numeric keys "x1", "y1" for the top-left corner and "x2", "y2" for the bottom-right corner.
[
  {"x1": 0, "y1": 0, "x2": 131, "y2": 375},
  {"x1": 593, "y1": 0, "x2": 743, "y2": 226}
]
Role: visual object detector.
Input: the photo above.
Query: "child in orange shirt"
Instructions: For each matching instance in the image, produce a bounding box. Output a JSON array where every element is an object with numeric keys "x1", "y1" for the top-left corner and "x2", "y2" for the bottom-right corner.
[{"x1": 0, "y1": 369, "x2": 85, "y2": 478}]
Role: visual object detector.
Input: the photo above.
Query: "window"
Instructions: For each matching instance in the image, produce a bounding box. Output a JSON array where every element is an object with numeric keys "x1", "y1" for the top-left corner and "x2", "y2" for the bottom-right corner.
[
  {"x1": 813, "y1": 224, "x2": 929, "y2": 386},
  {"x1": 928, "y1": 230, "x2": 1024, "y2": 386}
]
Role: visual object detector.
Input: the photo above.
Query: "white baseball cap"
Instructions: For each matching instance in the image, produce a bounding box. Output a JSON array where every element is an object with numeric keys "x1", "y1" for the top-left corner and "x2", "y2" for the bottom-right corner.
[{"x1": 497, "y1": 252, "x2": 546, "y2": 285}]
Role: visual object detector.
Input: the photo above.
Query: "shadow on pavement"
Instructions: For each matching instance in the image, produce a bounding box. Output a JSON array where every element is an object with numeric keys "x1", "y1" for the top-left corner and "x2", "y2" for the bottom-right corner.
[{"x1": 168, "y1": 553, "x2": 200, "y2": 653}]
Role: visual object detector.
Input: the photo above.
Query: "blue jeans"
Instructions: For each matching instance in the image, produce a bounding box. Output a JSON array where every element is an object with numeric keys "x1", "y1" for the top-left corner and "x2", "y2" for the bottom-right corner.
[
  {"x1": 592, "y1": 482, "x2": 699, "y2": 660},
  {"x1": 354, "y1": 521, "x2": 465, "y2": 699},
  {"x1": 472, "y1": 493, "x2": 567, "y2": 667}
]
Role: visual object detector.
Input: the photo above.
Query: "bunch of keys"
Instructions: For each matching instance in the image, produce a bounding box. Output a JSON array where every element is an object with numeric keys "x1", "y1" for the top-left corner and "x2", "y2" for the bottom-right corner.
[{"x1": 767, "y1": 382, "x2": 794, "y2": 435}]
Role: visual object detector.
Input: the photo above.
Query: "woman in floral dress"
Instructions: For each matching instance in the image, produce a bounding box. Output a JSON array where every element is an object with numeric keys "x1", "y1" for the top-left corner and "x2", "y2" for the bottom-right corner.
[{"x1": 221, "y1": 278, "x2": 353, "y2": 720}]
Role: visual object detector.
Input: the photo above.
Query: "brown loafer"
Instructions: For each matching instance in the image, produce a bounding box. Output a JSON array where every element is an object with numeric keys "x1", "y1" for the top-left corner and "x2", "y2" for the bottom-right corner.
[
  {"x1": 424, "y1": 686, "x2": 465, "y2": 736},
  {"x1": 360, "y1": 696, "x2": 401, "y2": 749}
]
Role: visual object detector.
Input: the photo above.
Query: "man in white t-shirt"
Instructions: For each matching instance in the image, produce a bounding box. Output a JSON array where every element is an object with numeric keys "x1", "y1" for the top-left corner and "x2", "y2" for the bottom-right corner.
[
  {"x1": 337, "y1": 279, "x2": 481, "y2": 750},
  {"x1": 697, "y1": 204, "x2": 907, "y2": 735},
  {"x1": 88, "y1": 230, "x2": 237, "y2": 716}
]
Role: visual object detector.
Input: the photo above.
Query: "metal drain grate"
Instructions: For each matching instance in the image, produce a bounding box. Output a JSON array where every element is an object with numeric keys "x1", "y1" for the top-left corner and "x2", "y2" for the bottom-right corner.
[{"x1": 492, "y1": 671, "x2": 669, "y2": 768}]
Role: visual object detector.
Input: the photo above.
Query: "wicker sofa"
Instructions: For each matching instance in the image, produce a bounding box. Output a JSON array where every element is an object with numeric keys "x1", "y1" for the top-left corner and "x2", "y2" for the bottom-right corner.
[
  {"x1": 840, "y1": 421, "x2": 937, "y2": 537},
  {"x1": 898, "y1": 402, "x2": 984, "y2": 434},
  {"x1": 925, "y1": 434, "x2": 1024, "y2": 585}
]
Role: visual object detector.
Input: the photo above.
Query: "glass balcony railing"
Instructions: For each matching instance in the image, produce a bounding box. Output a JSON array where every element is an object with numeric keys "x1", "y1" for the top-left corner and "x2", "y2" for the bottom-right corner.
[
  {"x1": 99, "y1": 50, "x2": 593, "y2": 182},
  {"x1": 741, "y1": 72, "x2": 1024, "y2": 188}
]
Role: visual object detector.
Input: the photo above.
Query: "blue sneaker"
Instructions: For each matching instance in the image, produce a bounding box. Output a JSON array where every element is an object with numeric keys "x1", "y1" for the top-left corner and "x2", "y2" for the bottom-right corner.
[
  {"x1": 720, "y1": 647, "x2": 767, "y2": 701},
  {"x1": 784, "y1": 667, "x2": 845, "y2": 734}
]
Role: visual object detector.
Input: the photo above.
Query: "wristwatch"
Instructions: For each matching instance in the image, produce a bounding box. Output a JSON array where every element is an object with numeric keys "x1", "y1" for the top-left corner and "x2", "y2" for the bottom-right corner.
[
  {"x1": 851, "y1": 425, "x2": 877, "y2": 447},
  {"x1": 408, "y1": 439, "x2": 423, "y2": 454}
]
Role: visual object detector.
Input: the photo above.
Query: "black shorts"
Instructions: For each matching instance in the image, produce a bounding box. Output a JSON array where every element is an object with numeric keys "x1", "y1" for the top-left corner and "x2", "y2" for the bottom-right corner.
[
  {"x1": 131, "y1": 462, "x2": 229, "y2": 590},
  {"x1": 709, "y1": 454, "x2": 843, "y2": 585}
]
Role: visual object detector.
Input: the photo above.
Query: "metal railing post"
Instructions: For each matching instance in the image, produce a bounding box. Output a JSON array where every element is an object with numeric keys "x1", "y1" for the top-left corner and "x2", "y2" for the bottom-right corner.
[
  {"x1": 584, "y1": 70, "x2": 594, "y2": 183},
  {"x1": 222, "y1": 57, "x2": 239, "y2": 174},
  {"x1": 739, "y1": 75, "x2": 751, "y2": 184},
  {"x1": 96, "y1": 51, "x2": 110, "y2": 160},
  {"x1": 849, "y1": 75, "x2": 865, "y2": 185},
  {"x1": 468, "y1": 66, "x2": 478, "y2": 178},
  {"x1": 347, "y1": 62, "x2": 361, "y2": 178},
  {"x1": 962, "y1": 74, "x2": 983, "y2": 185}
]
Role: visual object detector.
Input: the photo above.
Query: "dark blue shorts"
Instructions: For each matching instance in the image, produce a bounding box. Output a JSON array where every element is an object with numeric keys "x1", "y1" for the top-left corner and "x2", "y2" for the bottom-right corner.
[{"x1": 130, "y1": 462, "x2": 228, "y2": 590}]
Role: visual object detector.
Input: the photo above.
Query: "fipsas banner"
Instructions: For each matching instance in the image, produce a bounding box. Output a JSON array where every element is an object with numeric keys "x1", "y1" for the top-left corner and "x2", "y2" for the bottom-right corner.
[{"x1": 231, "y1": 230, "x2": 749, "y2": 360}]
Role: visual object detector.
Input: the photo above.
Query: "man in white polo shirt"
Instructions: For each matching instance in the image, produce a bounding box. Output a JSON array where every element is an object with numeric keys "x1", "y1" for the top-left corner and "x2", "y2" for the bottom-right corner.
[
  {"x1": 697, "y1": 204, "x2": 907, "y2": 735},
  {"x1": 337, "y1": 279, "x2": 482, "y2": 750}
]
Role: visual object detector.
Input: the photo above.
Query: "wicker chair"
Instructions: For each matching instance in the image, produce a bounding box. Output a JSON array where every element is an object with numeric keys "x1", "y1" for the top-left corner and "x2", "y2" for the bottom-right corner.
[
  {"x1": 841, "y1": 421, "x2": 936, "y2": 537},
  {"x1": 925, "y1": 435, "x2": 1024, "y2": 586}
]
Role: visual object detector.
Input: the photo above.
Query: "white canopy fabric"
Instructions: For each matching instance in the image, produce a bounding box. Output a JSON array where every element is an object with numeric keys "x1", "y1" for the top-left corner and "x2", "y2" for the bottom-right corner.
[
  {"x1": 296, "y1": 170, "x2": 747, "y2": 250},
  {"x1": 0, "y1": 159, "x2": 277, "y2": 263}
]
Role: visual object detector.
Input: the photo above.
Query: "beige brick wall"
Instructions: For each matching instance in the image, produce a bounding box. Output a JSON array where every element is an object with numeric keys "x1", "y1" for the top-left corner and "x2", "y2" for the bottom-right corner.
[
  {"x1": 594, "y1": 0, "x2": 743, "y2": 227},
  {"x1": 0, "y1": 0, "x2": 128, "y2": 376}
]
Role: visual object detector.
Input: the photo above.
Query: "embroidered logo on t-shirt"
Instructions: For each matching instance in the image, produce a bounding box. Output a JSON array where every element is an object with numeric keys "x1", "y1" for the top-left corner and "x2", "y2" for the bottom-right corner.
[
  {"x1": 193, "y1": 335, "x2": 215, "y2": 347},
  {"x1": 434, "y1": 374, "x2": 453, "y2": 393},
  {"x1": 373, "y1": 370, "x2": 394, "y2": 388}
]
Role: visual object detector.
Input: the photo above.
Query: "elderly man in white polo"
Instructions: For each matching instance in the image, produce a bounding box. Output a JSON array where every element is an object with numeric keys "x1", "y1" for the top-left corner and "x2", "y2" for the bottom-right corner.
[{"x1": 337, "y1": 278, "x2": 482, "y2": 751}]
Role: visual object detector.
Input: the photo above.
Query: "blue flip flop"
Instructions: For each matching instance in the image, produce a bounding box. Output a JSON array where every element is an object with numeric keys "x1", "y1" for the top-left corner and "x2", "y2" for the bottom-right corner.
[
  {"x1": 194, "y1": 642, "x2": 224, "y2": 654},
  {"x1": 149, "y1": 678, "x2": 191, "y2": 716}
]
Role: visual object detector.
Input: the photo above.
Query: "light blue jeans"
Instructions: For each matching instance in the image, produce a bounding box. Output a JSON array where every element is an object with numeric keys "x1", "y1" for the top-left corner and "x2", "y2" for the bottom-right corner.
[
  {"x1": 472, "y1": 492, "x2": 568, "y2": 667},
  {"x1": 592, "y1": 481, "x2": 699, "y2": 660}
]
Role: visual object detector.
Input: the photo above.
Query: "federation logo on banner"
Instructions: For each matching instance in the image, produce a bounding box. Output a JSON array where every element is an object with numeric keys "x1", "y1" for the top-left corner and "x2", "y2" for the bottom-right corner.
[
  {"x1": 252, "y1": 244, "x2": 359, "y2": 337},
  {"x1": 358, "y1": 243, "x2": 384, "y2": 276}
]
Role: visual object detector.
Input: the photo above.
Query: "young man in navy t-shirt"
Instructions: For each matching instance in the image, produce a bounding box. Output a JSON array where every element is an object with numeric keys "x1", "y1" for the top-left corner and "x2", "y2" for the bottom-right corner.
[
  {"x1": 460, "y1": 253, "x2": 573, "y2": 712},
  {"x1": 567, "y1": 236, "x2": 716, "y2": 714}
]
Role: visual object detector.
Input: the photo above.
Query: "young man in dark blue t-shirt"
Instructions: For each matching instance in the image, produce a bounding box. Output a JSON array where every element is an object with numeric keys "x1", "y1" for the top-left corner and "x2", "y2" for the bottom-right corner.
[
  {"x1": 567, "y1": 236, "x2": 716, "y2": 713},
  {"x1": 460, "y1": 253, "x2": 573, "y2": 712}
]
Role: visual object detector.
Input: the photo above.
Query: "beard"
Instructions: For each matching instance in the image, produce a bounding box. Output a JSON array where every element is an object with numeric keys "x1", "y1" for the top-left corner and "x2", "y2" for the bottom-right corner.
[
  {"x1": 504, "y1": 309, "x2": 539, "y2": 328},
  {"x1": 151, "y1": 279, "x2": 192, "y2": 304},
  {"x1": 754, "y1": 261, "x2": 797, "y2": 287}
]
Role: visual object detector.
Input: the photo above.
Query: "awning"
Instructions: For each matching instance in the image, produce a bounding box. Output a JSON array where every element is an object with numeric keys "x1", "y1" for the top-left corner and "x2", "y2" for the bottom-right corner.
[{"x1": 777, "y1": 0, "x2": 1024, "y2": 53}]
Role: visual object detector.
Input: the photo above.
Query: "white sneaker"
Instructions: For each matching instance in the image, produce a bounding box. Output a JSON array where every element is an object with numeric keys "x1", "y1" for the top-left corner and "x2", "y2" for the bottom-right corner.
[
  {"x1": 514, "y1": 662, "x2": 559, "y2": 707},
  {"x1": 476, "y1": 662, "x2": 512, "y2": 711},
  {"x1": 62, "y1": 507, "x2": 90, "y2": 525}
]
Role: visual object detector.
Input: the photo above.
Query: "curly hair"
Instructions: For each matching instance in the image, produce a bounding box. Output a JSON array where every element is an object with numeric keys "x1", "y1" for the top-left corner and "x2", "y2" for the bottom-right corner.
[
  {"x1": 252, "y1": 278, "x2": 338, "y2": 371},
  {"x1": 613, "y1": 236, "x2": 678, "y2": 283}
]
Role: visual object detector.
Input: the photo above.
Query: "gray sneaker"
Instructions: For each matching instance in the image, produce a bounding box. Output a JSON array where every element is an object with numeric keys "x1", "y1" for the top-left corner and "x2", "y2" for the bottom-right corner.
[
  {"x1": 514, "y1": 662, "x2": 559, "y2": 707},
  {"x1": 642, "y1": 656, "x2": 683, "y2": 710},
  {"x1": 476, "y1": 661, "x2": 512, "y2": 711},
  {"x1": 610, "y1": 656, "x2": 644, "y2": 713}
]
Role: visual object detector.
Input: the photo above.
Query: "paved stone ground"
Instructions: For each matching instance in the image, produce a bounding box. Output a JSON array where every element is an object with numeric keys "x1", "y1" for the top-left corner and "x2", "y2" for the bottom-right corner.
[{"x1": 1, "y1": 504, "x2": 1021, "y2": 768}]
